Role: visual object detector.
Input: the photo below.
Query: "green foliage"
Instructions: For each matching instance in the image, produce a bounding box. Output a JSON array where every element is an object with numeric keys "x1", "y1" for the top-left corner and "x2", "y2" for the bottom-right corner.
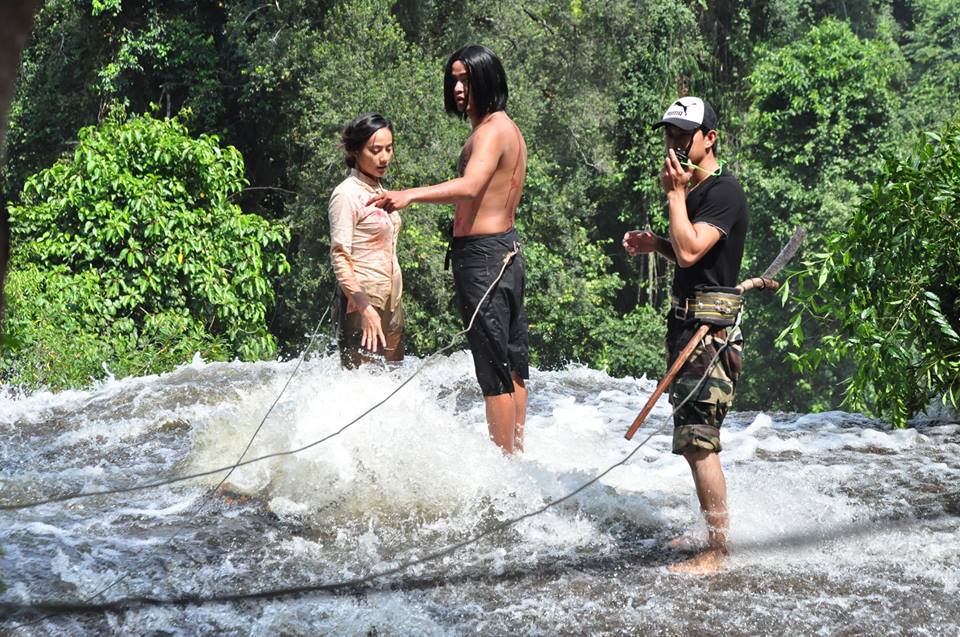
[
  {"x1": 3, "y1": 0, "x2": 231, "y2": 203},
  {"x1": 518, "y1": 157, "x2": 624, "y2": 369},
  {"x1": 6, "y1": 111, "x2": 289, "y2": 379},
  {"x1": 1, "y1": 265, "x2": 230, "y2": 389},
  {"x1": 5, "y1": 0, "x2": 960, "y2": 418},
  {"x1": 782, "y1": 122, "x2": 960, "y2": 426},
  {"x1": 744, "y1": 17, "x2": 906, "y2": 250},
  {"x1": 91, "y1": 0, "x2": 122, "y2": 16},
  {"x1": 900, "y1": 0, "x2": 960, "y2": 133},
  {"x1": 590, "y1": 303, "x2": 667, "y2": 381},
  {"x1": 735, "y1": 0, "x2": 892, "y2": 47},
  {"x1": 736, "y1": 17, "x2": 906, "y2": 412}
]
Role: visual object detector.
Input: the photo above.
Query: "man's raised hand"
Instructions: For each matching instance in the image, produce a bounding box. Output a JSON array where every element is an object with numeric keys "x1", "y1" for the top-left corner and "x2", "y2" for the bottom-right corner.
[
  {"x1": 661, "y1": 148, "x2": 693, "y2": 194},
  {"x1": 367, "y1": 190, "x2": 412, "y2": 213}
]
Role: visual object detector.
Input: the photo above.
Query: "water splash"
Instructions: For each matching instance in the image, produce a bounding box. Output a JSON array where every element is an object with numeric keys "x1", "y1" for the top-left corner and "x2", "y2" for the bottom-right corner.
[{"x1": 2, "y1": 352, "x2": 958, "y2": 634}]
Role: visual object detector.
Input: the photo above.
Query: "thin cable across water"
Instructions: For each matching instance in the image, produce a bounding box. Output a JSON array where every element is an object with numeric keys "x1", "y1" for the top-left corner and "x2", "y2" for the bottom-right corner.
[
  {"x1": 3, "y1": 247, "x2": 522, "y2": 629},
  {"x1": 7, "y1": 297, "x2": 333, "y2": 630},
  {"x1": 3, "y1": 319, "x2": 731, "y2": 621},
  {"x1": 2, "y1": 252, "x2": 516, "y2": 512}
]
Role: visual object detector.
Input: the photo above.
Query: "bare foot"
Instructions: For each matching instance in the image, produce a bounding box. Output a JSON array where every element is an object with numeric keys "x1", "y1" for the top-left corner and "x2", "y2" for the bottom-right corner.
[
  {"x1": 217, "y1": 483, "x2": 249, "y2": 505},
  {"x1": 667, "y1": 547, "x2": 727, "y2": 575},
  {"x1": 665, "y1": 535, "x2": 703, "y2": 553}
]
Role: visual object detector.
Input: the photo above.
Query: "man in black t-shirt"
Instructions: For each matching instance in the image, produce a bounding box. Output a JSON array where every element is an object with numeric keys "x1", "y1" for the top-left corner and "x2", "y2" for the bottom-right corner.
[{"x1": 623, "y1": 96, "x2": 748, "y2": 575}]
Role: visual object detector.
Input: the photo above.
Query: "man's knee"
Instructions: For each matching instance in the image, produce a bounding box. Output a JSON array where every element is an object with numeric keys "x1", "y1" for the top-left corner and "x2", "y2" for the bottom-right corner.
[{"x1": 682, "y1": 446, "x2": 715, "y2": 466}]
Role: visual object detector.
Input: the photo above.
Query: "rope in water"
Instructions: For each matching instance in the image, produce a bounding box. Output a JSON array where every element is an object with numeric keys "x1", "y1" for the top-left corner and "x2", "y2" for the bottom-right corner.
[
  {"x1": 2, "y1": 245, "x2": 522, "y2": 628},
  {"x1": 3, "y1": 299, "x2": 334, "y2": 631},
  {"x1": 4, "y1": 313, "x2": 735, "y2": 623},
  {"x1": 1, "y1": 248, "x2": 522, "y2": 513},
  {"x1": 0, "y1": 301, "x2": 329, "y2": 512}
]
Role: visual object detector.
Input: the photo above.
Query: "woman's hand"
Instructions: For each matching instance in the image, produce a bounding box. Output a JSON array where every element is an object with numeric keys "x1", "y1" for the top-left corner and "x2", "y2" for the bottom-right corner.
[{"x1": 360, "y1": 305, "x2": 387, "y2": 352}]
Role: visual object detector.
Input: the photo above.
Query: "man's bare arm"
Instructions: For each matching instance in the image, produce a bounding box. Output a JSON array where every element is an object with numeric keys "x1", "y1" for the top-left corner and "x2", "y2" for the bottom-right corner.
[
  {"x1": 623, "y1": 229, "x2": 677, "y2": 263},
  {"x1": 662, "y1": 150, "x2": 722, "y2": 267},
  {"x1": 369, "y1": 127, "x2": 501, "y2": 212}
]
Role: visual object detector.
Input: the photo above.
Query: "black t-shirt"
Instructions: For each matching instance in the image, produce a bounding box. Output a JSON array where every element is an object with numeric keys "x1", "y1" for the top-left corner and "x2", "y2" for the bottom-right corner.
[{"x1": 671, "y1": 171, "x2": 748, "y2": 300}]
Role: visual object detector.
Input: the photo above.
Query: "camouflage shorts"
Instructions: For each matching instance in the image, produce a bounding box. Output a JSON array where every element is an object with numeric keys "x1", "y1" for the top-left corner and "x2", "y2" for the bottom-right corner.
[{"x1": 666, "y1": 320, "x2": 743, "y2": 455}]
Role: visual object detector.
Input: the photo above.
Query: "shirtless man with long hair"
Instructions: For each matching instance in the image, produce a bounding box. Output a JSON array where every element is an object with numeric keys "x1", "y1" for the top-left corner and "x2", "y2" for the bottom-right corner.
[{"x1": 369, "y1": 44, "x2": 529, "y2": 454}]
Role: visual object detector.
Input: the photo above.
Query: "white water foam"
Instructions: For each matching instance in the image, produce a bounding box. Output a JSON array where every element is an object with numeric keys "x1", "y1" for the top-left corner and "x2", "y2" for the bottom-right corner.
[{"x1": 2, "y1": 352, "x2": 958, "y2": 635}]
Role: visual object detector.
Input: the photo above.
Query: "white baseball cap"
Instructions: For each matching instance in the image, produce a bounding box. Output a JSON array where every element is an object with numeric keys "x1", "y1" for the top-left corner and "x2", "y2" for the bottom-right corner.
[{"x1": 652, "y1": 97, "x2": 718, "y2": 131}]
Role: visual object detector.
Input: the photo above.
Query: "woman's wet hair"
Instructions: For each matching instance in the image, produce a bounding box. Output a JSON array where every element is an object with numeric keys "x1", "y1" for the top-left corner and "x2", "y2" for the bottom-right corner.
[
  {"x1": 341, "y1": 113, "x2": 393, "y2": 168},
  {"x1": 444, "y1": 44, "x2": 508, "y2": 119}
]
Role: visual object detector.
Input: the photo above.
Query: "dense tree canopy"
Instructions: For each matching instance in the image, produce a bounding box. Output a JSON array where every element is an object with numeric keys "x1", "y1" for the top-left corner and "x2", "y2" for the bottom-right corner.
[
  {"x1": 3, "y1": 111, "x2": 288, "y2": 387},
  {"x1": 735, "y1": 16, "x2": 907, "y2": 410},
  {"x1": 2, "y1": 0, "x2": 957, "y2": 424},
  {"x1": 783, "y1": 122, "x2": 960, "y2": 426}
]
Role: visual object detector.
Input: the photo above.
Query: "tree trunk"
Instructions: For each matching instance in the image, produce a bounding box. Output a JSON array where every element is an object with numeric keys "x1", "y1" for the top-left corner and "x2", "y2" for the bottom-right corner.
[{"x1": 0, "y1": 0, "x2": 41, "y2": 331}]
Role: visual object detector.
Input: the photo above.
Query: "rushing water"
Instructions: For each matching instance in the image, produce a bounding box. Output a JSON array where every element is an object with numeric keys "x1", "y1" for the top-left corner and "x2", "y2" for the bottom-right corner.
[{"x1": 1, "y1": 352, "x2": 958, "y2": 636}]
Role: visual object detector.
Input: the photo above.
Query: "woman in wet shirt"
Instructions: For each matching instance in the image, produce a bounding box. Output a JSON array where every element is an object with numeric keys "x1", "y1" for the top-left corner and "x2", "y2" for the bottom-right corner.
[{"x1": 329, "y1": 113, "x2": 404, "y2": 368}]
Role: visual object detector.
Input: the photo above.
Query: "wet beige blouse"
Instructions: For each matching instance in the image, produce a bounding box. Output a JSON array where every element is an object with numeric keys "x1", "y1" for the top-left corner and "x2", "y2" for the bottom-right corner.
[{"x1": 328, "y1": 169, "x2": 402, "y2": 312}]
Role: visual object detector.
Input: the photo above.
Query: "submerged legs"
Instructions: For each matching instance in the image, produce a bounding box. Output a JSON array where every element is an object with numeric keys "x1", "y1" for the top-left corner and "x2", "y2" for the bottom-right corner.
[
  {"x1": 484, "y1": 373, "x2": 527, "y2": 454},
  {"x1": 670, "y1": 447, "x2": 729, "y2": 574}
]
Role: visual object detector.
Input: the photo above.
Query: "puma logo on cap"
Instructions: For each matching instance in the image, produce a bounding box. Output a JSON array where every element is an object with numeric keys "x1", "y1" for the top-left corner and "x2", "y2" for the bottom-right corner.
[{"x1": 653, "y1": 97, "x2": 718, "y2": 132}]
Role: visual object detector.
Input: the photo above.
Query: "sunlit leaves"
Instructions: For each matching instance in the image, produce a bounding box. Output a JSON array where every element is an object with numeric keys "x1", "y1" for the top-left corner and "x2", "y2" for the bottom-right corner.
[
  {"x1": 736, "y1": 16, "x2": 907, "y2": 412},
  {"x1": 784, "y1": 120, "x2": 960, "y2": 426},
  {"x1": 6, "y1": 111, "x2": 289, "y2": 387}
]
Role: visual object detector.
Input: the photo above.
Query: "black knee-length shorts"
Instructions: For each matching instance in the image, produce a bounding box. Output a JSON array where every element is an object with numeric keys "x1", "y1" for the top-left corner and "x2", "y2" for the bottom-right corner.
[{"x1": 450, "y1": 228, "x2": 530, "y2": 396}]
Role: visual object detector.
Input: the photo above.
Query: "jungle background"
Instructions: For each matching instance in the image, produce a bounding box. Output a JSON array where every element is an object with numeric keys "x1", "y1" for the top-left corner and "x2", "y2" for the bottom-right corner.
[{"x1": 1, "y1": 0, "x2": 957, "y2": 426}]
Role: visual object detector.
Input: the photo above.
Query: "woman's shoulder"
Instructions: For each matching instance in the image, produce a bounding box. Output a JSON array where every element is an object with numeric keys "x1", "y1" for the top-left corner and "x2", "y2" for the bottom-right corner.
[
  {"x1": 331, "y1": 175, "x2": 357, "y2": 197},
  {"x1": 331, "y1": 176, "x2": 367, "y2": 209}
]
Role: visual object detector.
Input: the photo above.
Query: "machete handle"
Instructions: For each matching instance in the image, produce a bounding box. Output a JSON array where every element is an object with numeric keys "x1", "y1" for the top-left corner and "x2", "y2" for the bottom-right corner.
[
  {"x1": 735, "y1": 277, "x2": 779, "y2": 293},
  {"x1": 625, "y1": 323, "x2": 711, "y2": 440}
]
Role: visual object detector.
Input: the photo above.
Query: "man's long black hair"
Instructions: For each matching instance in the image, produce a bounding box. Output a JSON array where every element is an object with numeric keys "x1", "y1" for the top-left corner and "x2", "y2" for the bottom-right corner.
[{"x1": 444, "y1": 44, "x2": 508, "y2": 120}]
